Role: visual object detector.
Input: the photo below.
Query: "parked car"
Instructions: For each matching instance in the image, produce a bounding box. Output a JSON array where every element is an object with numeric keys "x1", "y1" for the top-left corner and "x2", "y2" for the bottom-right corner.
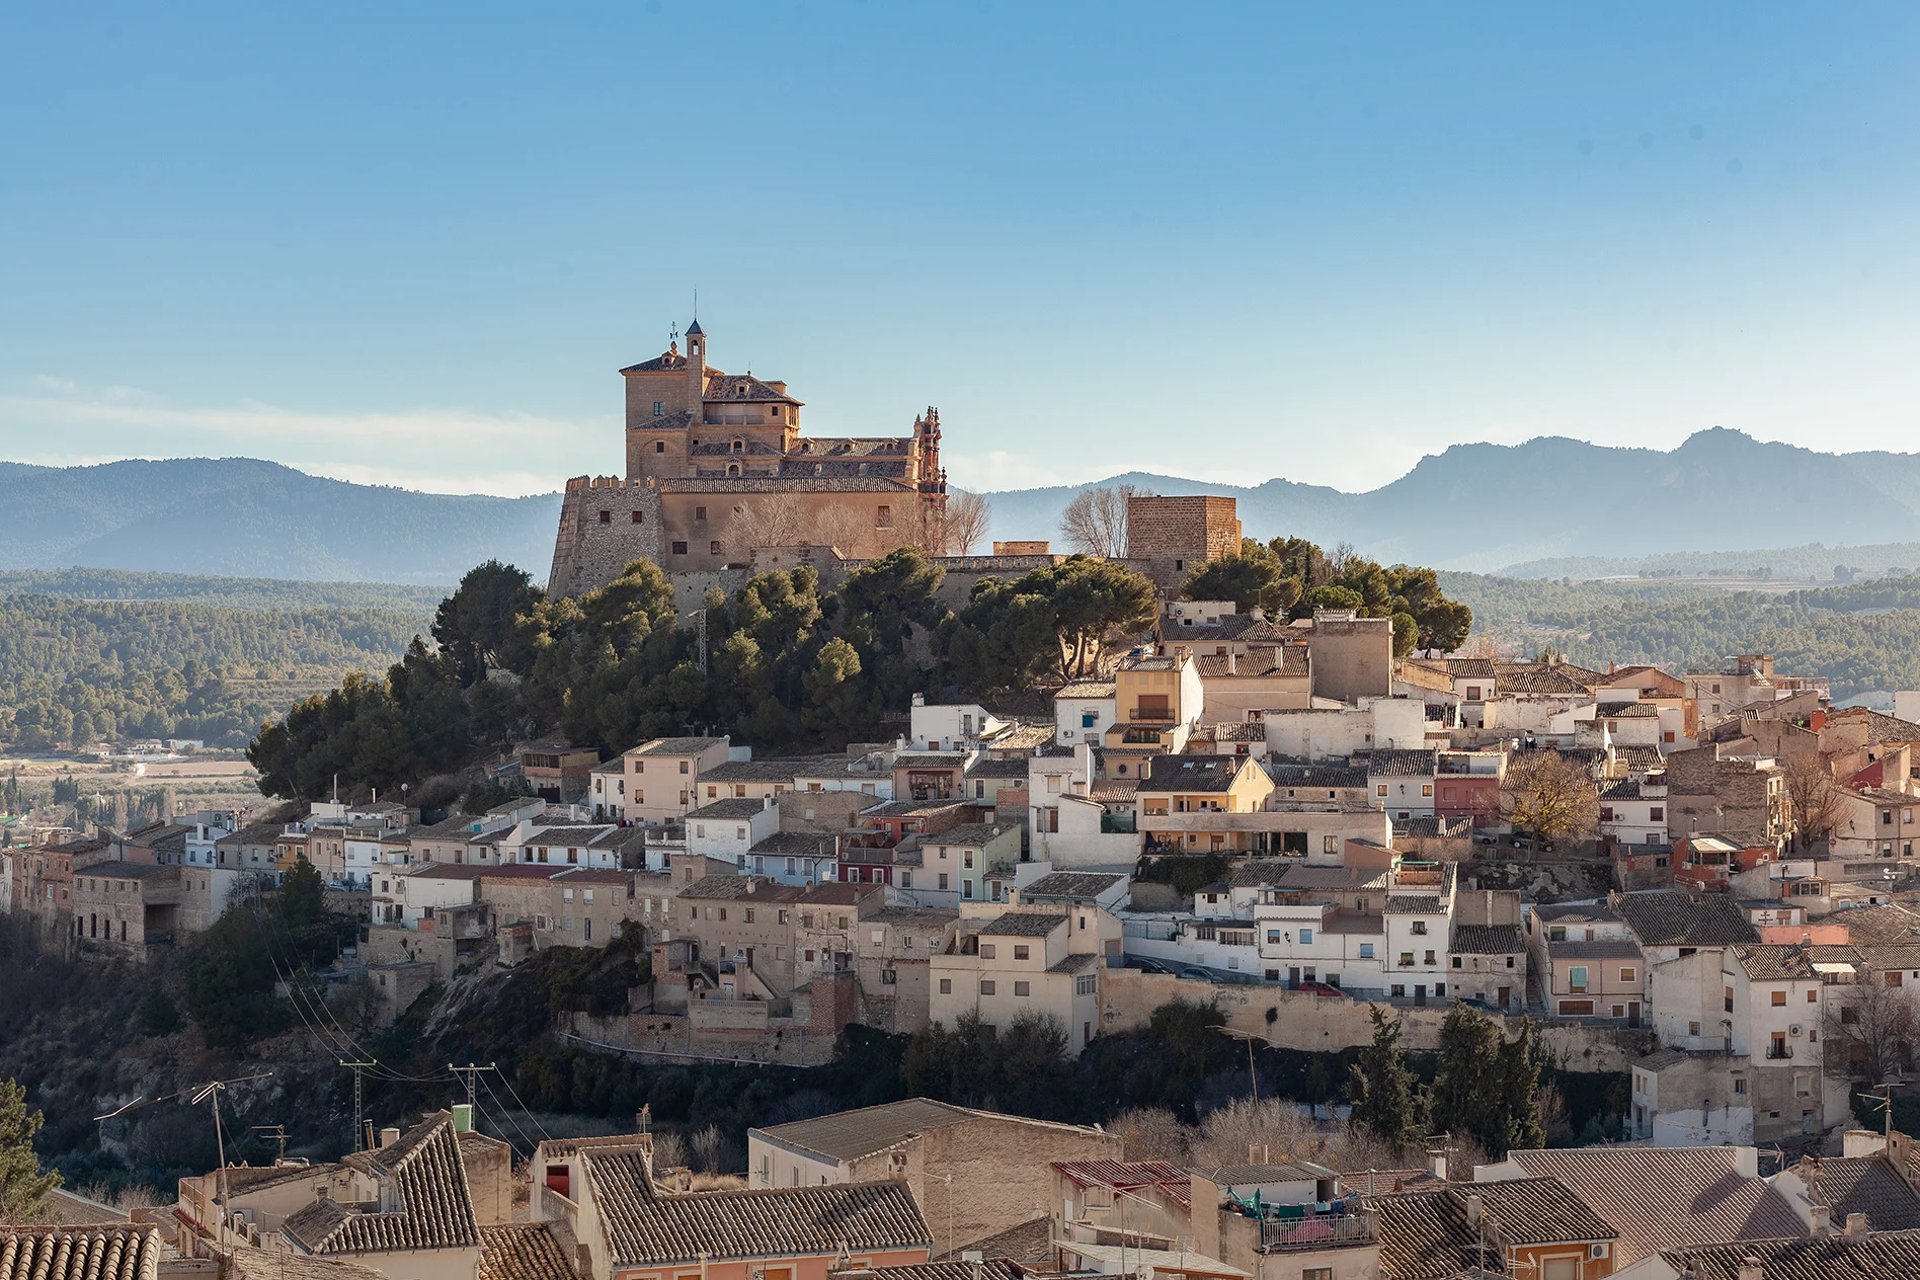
[
  {"x1": 1297, "y1": 981, "x2": 1348, "y2": 998},
  {"x1": 1178, "y1": 967, "x2": 1215, "y2": 982}
]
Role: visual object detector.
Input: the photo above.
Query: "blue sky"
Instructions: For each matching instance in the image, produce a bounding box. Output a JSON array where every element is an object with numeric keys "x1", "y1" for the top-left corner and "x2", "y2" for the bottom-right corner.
[{"x1": 2, "y1": 3, "x2": 1916, "y2": 496}]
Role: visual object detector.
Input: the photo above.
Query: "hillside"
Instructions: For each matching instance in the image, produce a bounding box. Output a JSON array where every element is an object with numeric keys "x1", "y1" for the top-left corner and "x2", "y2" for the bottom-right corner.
[{"x1": 0, "y1": 458, "x2": 560, "y2": 584}]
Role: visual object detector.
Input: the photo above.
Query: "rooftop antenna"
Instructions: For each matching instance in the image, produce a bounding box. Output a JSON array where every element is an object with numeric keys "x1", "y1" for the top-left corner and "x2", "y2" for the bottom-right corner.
[{"x1": 251, "y1": 1124, "x2": 289, "y2": 1161}]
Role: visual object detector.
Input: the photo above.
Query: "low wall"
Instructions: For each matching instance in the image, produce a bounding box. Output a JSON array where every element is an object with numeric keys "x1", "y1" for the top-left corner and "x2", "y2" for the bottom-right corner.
[{"x1": 1101, "y1": 968, "x2": 1650, "y2": 1070}]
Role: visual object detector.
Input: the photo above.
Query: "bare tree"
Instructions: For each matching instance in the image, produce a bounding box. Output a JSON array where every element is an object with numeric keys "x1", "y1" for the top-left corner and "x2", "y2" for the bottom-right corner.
[
  {"x1": 690, "y1": 1123, "x2": 727, "y2": 1173},
  {"x1": 1059, "y1": 484, "x2": 1139, "y2": 558},
  {"x1": 649, "y1": 1130, "x2": 688, "y2": 1171},
  {"x1": 1500, "y1": 751, "x2": 1601, "y2": 849},
  {"x1": 1823, "y1": 974, "x2": 1917, "y2": 1083},
  {"x1": 921, "y1": 490, "x2": 992, "y2": 555},
  {"x1": 727, "y1": 496, "x2": 883, "y2": 560},
  {"x1": 1783, "y1": 755, "x2": 1845, "y2": 854},
  {"x1": 1109, "y1": 1106, "x2": 1192, "y2": 1166}
]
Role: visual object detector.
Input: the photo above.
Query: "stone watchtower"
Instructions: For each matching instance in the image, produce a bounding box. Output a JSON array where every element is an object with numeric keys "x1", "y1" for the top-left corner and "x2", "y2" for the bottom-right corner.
[{"x1": 1125, "y1": 494, "x2": 1242, "y2": 589}]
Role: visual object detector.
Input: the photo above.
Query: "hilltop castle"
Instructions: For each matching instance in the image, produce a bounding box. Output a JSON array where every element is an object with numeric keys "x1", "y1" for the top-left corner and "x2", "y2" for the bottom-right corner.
[{"x1": 548, "y1": 319, "x2": 949, "y2": 596}]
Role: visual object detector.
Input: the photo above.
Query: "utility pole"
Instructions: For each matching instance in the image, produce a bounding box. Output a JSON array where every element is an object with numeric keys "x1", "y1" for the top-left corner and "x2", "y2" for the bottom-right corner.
[
  {"x1": 1858, "y1": 1082, "x2": 1898, "y2": 1141},
  {"x1": 251, "y1": 1124, "x2": 288, "y2": 1161},
  {"x1": 447, "y1": 1063, "x2": 499, "y2": 1109},
  {"x1": 340, "y1": 1060, "x2": 378, "y2": 1151},
  {"x1": 189, "y1": 1071, "x2": 273, "y2": 1234}
]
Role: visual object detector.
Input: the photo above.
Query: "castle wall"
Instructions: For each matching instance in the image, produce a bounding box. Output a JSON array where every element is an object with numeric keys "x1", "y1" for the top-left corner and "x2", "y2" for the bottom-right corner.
[{"x1": 547, "y1": 477, "x2": 665, "y2": 597}]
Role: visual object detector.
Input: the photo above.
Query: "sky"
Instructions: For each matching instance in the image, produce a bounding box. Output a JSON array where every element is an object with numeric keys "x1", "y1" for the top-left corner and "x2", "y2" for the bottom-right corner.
[{"x1": 2, "y1": 3, "x2": 1917, "y2": 497}]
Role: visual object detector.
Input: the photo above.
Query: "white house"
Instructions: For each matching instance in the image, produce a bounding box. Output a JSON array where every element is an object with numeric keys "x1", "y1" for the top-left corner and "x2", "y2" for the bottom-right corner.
[
  {"x1": 685, "y1": 797, "x2": 781, "y2": 867},
  {"x1": 1054, "y1": 680, "x2": 1118, "y2": 749}
]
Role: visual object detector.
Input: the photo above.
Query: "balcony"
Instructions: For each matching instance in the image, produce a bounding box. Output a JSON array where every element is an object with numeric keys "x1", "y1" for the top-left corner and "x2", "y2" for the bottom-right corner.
[
  {"x1": 1129, "y1": 706, "x2": 1176, "y2": 723},
  {"x1": 1256, "y1": 1208, "x2": 1376, "y2": 1253},
  {"x1": 1767, "y1": 1044, "x2": 1793, "y2": 1060}
]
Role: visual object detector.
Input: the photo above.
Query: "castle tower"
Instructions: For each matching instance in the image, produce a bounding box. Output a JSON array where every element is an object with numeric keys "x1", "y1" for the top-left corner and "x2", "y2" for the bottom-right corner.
[{"x1": 684, "y1": 317, "x2": 706, "y2": 413}]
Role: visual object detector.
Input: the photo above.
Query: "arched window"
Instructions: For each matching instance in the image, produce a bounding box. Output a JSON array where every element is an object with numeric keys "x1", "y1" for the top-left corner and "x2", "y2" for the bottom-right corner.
[
  {"x1": 727, "y1": 463, "x2": 741, "y2": 477},
  {"x1": 732, "y1": 438, "x2": 744, "y2": 452}
]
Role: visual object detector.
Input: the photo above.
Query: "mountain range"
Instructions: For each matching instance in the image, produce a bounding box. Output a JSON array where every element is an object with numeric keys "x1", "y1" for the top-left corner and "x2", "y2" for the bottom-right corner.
[{"x1": 8, "y1": 429, "x2": 1920, "y2": 583}]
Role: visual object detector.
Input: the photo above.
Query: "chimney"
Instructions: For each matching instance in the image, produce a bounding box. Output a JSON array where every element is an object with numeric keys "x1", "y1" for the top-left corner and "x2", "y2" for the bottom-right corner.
[
  {"x1": 1736, "y1": 1257, "x2": 1764, "y2": 1280},
  {"x1": 1810, "y1": 1204, "x2": 1831, "y2": 1238},
  {"x1": 379, "y1": 1126, "x2": 401, "y2": 1150},
  {"x1": 1844, "y1": 1212, "x2": 1869, "y2": 1238},
  {"x1": 1429, "y1": 1151, "x2": 1448, "y2": 1182},
  {"x1": 1227, "y1": 652, "x2": 1237, "y2": 676},
  {"x1": 1463, "y1": 1193, "x2": 1483, "y2": 1226}
]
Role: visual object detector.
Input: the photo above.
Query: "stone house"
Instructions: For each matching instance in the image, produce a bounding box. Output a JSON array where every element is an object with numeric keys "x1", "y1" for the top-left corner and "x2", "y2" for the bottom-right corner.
[
  {"x1": 930, "y1": 901, "x2": 1121, "y2": 1054},
  {"x1": 747, "y1": 1098, "x2": 1118, "y2": 1258}
]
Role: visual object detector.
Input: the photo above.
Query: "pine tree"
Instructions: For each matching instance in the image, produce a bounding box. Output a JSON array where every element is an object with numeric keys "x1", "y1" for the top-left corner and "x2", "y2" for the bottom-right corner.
[
  {"x1": 1348, "y1": 1006, "x2": 1424, "y2": 1151},
  {"x1": 0, "y1": 1078, "x2": 60, "y2": 1219}
]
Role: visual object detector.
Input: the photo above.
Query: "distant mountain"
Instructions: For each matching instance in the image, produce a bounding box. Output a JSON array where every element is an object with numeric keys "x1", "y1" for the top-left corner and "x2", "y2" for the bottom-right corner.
[
  {"x1": 982, "y1": 428, "x2": 1920, "y2": 571},
  {"x1": 0, "y1": 458, "x2": 561, "y2": 584},
  {"x1": 14, "y1": 429, "x2": 1920, "y2": 584}
]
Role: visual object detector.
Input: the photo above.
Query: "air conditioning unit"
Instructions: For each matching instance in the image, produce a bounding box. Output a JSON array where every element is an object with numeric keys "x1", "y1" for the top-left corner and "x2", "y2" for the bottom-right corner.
[
  {"x1": 1790, "y1": 1025, "x2": 1803, "y2": 1037},
  {"x1": 1590, "y1": 1242, "x2": 1610, "y2": 1260}
]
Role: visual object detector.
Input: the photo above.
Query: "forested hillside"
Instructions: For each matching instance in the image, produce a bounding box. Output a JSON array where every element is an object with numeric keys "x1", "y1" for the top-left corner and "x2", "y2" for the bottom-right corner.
[
  {"x1": 1496, "y1": 541, "x2": 1920, "y2": 581},
  {"x1": 1445, "y1": 573, "x2": 1920, "y2": 701},
  {"x1": 0, "y1": 594, "x2": 430, "y2": 749},
  {"x1": 0, "y1": 567, "x2": 447, "y2": 612}
]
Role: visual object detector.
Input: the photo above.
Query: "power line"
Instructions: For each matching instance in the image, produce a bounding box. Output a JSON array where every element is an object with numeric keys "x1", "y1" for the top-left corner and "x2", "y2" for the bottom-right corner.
[
  {"x1": 476, "y1": 1071, "x2": 540, "y2": 1155},
  {"x1": 447, "y1": 1063, "x2": 499, "y2": 1109},
  {"x1": 492, "y1": 1067, "x2": 554, "y2": 1144}
]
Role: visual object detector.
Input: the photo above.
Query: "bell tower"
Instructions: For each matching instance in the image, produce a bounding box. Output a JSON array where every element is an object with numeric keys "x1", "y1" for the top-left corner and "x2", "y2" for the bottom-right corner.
[{"x1": 685, "y1": 317, "x2": 706, "y2": 415}]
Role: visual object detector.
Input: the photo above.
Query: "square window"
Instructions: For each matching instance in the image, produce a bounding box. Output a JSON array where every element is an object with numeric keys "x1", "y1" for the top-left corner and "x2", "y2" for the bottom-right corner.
[
  {"x1": 671, "y1": 540, "x2": 689, "y2": 556},
  {"x1": 710, "y1": 540, "x2": 723, "y2": 556},
  {"x1": 980, "y1": 980, "x2": 996, "y2": 996},
  {"x1": 939, "y1": 978, "x2": 951, "y2": 994},
  {"x1": 1014, "y1": 981, "x2": 1030, "y2": 997}
]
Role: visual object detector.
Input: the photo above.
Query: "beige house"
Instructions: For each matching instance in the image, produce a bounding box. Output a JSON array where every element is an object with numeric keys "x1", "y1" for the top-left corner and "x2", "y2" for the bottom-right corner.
[
  {"x1": 929, "y1": 901, "x2": 1121, "y2": 1053},
  {"x1": 1136, "y1": 754, "x2": 1277, "y2": 854},
  {"x1": 603, "y1": 736, "x2": 735, "y2": 824},
  {"x1": 747, "y1": 1098, "x2": 1119, "y2": 1258},
  {"x1": 1103, "y1": 652, "x2": 1205, "y2": 780}
]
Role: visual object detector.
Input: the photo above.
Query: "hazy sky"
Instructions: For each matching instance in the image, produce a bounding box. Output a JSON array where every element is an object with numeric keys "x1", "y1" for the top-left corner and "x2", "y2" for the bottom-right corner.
[{"x1": 3, "y1": 3, "x2": 1916, "y2": 496}]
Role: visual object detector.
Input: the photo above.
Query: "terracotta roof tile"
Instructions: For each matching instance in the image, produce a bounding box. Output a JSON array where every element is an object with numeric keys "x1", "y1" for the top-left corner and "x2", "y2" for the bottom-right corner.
[{"x1": 0, "y1": 1228, "x2": 161, "y2": 1280}]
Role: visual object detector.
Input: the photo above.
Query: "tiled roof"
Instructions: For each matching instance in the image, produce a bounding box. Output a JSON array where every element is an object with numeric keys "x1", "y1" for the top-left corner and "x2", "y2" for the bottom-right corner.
[
  {"x1": 282, "y1": 1113, "x2": 479, "y2": 1256},
  {"x1": 1020, "y1": 871, "x2": 1125, "y2": 899},
  {"x1": 1368, "y1": 1188, "x2": 1483, "y2": 1279},
  {"x1": 924, "y1": 822, "x2": 1016, "y2": 847},
  {"x1": 584, "y1": 1149, "x2": 929, "y2": 1266},
  {"x1": 1505, "y1": 1147, "x2": 1802, "y2": 1263},
  {"x1": 1369, "y1": 749, "x2": 1439, "y2": 777},
  {"x1": 1613, "y1": 744, "x2": 1665, "y2": 774},
  {"x1": 1734, "y1": 944, "x2": 1819, "y2": 981},
  {"x1": 676, "y1": 874, "x2": 805, "y2": 903},
  {"x1": 1660, "y1": 1231, "x2": 1920, "y2": 1280},
  {"x1": 663, "y1": 476, "x2": 913, "y2": 494},
  {"x1": 1056, "y1": 680, "x2": 1116, "y2": 698},
  {"x1": 698, "y1": 758, "x2": 831, "y2": 783},
  {"x1": 1597, "y1": 702, "x2": 1660, "y2": 718},
  {"x1": 849, "y1": 1263, "x2": 1018, "y2": 1280},
  {"x1": 1800, "y1": 1155, "x2": 1920, "y2": 1231},
  {"x1": 1268, "y1": 764, "x2": 1370, "y2": 790},
  {"x1": 1452, "y1": 924, "x2": 1524, "y2": 954},
  {"x1": 1045, "y1": 953, "x2": 1100, "y2": 975},
  {"x1": 478, "y1": 1225, "x2": 574, "y2": 1280},
  {"x1": 939, "y1": 1215, "x2": 1052, "y2": 1264},
  {"x1": 1050, "y1": 1160, "x2": 1193, "y2": 1210},
  {"x1": 1472, "y1": 1177, "x2": 1616, "y2": 1246},
  {"x1": 78, "y1": 861, "x2": 175, "y2": 881},
  {"x1": 630, "y1": 737, "x2": 728, "y2": 756},
  {"x1": 1137, "y1": 756, "x2": 1249, "y2": 793},
  {"x1": 1395, "y1": 816, "x2": 1471, "y2": 840},
  {"x1": 755, "y1": 1098, "x2": 975, "y2": 1161},
  {"x1": 1494, "y1": 662, "x2": 1602, "y2": 695},
  {"x1": 1546, "y1": 939, "x2": 1643, "y2": 960},
  {"x1": 0, "y1": 1228, "x2": 161, "y2": 1280},
  {"x1": 1195, "y1": 647, "x2": 1308, "y2": 679},
  {"x1": 685, "y1": 798, "x2": 771, "y2": 820},
  {"x1": 748, "y1": 831, "x2": 834, "y2": 857},
  {"x1": 978, "y1": 911, "x2": 1066, "y2": 937},
  {"x1": 1600, "y1": 779, "x2": 1647, "y2": 801},
  {"x1": 1833, "y1": 904, "x2": 1920, "y2": 946},
  {"x1": 964, "y1": 758, "x2": 1032, "y2": 779},
  {"x1": 1386, "y1": 895, "x2": 1445, "y2": 915},
  {"x1": 1826, "y1": 707, "x2": 1920, "y2": 745},
  {"x1": 1615, "y1": 890, "x2": 1760, "y2": 947}
]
